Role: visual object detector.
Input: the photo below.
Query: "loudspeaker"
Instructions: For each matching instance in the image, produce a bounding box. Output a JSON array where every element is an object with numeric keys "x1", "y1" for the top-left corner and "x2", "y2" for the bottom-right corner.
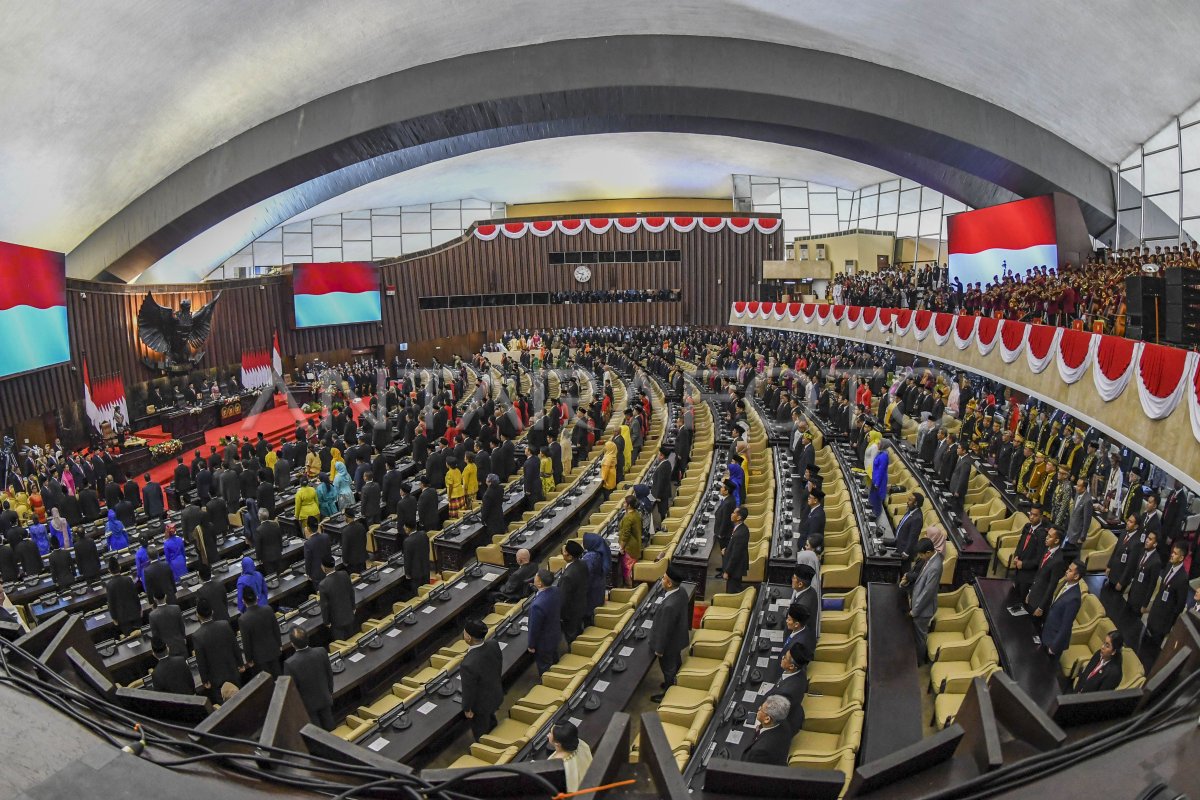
[
  {"x1": 1164, "y1": 266, "x2": 1200, "y2": 289},
  {"x1": 1126, "y1": 276, "x2": 1164, "y2": 341}
]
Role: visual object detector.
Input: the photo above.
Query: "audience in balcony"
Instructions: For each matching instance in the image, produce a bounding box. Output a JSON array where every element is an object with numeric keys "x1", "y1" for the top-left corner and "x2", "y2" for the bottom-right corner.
[{"x1": 549, "y1": 288, "x2": 680, "y2": 304}]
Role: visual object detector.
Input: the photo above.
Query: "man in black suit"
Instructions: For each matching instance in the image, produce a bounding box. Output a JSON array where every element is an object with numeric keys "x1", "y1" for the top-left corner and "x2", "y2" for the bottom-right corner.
[
  {"x1": 650, "y1": 446, "x2": 673, "y2": 524},
  {"x1": 1026, "y1": 527, "x2": 1067, "y2": 620},
  {"x1": 1107, "y1": 513, "x2": 1146, "y2": 592},
  {"x1": 558, "y1": 540, "x2": 589, "y2": 644},
  {"x1": 712, "y1": 480, "x2": 737, "y2": 558},
  {"x1": 148, "y1": 588, "x2": 187, "y2": 657},
  {"x1": 256, "y1": 472, "x2": 275, "y2": 518},
  {"x1": 303, "y1": 517, "x2": 332, "y2": 590},
  {"x1": 721, "y1": 506, "x2": 750, "y2": 594},
  {"x1": 150, "y1": 637, "x2": 195, "y2": 695},
  {"x1": 194, "y1": 464, "x2": 214, "y2": 503},
  {"x1": 1073, "y1": 630, "x2": 1124, "y2": 693},
  {"x1": 1127, "y1": 530, "x2": 1162, "y2": 616},
  {"x1": 382, "y1": 460, "x2": 403, "y2": 517},
  {"x1": 798, "y1": 488, "x2": 826, "y2": 550},
  {"x1": 522, "y1": 445, "x2": 542, "y2": 510},
  {"x1": 416, "y1": 476, "x2": 441, "y2": 532},
  {"x1": 219, "y1": 465, "x2": 241, "y2": 510},
  {"x1": 765, "y1": 640, "x2": 809, "y2": 731},
  {"x1": 359, "y1": 471, "x2": 382, "y2": 526},
  {"x1": 205, "y1": 493, "x2": 229, "y2": 542},
  {"x1": 319, "y1": 556, "x2": 357, "y2": 641},
  {"x1": 142, "y1": 545, "x2": 177, "y2": 604},
  {"x1": 78, "y1": 484, "x2": 102, "y2": 522},
  {"x1": 396, "y1": 481, "x2": 419, "y2": 529},
  {"x1": 172, "y1": 457, "x2": 191, "y2": 500},
  {"x1": 460, "y1": 618, "x2": 503, "y2": 740},
  {"x1": 141, "y1": 474, "x2": 165, "y2": 519},
  {"x1": 339, "y1": 508, "x2": 368, "y2": 574},
  {"x1": 649, "y1": 564, "x2": 690, "y2": 703},
  {"x1": 401, "y1": 521, "x2": 431, "y2": 595},
  {"x1": 121, "y1": 476, "x2": 142, "y2": 511},
  {"x1": 1145, "y1": 542, "x2": 1191, "y2": 649},
  {"x1": 193, "y1": 596, "x2": 242, "y2": 703},
  {"x1": 425, "y1": 440, "x2": 447, "y2": 490},
  {"x1": 239, "y1": 586, "x2": 283, "y2": 677},
  {"x1": 672, "y1": 418, "x2": 693, "y2": 481},
  {"x1": 489, "y1": 547, "x2": 536, "y2": 604},
  {"x1": 893, "y1": 492, "x2": 925, "y2": 561},
  {"x1": 284, "y1": 627, "x2": 335, "y2": 729},
  {"x1": 273, "y1": 453, "x2": 292, "y2": 490},
  {"x1": 195, "y1": 562, "x2": 231, "y2": 622},
  {"x1": 0, "y1": 540, "x2": 18, "y2": 584},
  {"x1": 948, "y1": 443, "x2": 972, "y2": 511},
  {"x1": 743, "y1": 695, "x2": 793, "y2": 766},
  {"x1": 480, "y1": 474, "x2": 506, "y2": 538},
  {"x1": 1010, "y1": 505, "x2": 1047, "y2": 600},
  {"x1": 570, "y1": 408, "x2": 590, "y2": 467},
  {"x1": 105, "y1": 557, "x2": 142, "y2": 636},
  {"x1": 47, "y1": 539, "x2": 75, "y2": 590},
  {"x1": 14, "y1": 530, "x2": 41, "y2": 576}
]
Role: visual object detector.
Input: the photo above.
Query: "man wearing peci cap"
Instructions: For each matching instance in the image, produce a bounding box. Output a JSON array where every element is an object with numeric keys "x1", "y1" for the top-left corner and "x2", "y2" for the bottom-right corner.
[
  {"x1": 798, "y1": 487, "x2": 825, "y2": 550},
  {"x1": 650, "y1": 563, "x2": 690, "y2": 703},
  {"x1": 721, "y1": 506, "x2": 750, "y2": 594},
  {"x1": 790, "y1": 563, "x2": 820, "y2": 638},
  {"x1": 527, "y1": 569, "x2": 562, "y2": 674},
  {"x1": 318, "y1": 555, "x2": 356, "y2": 642},
  {"x1": 460, "y1": 618, "x2": 503, "y2": 740}
]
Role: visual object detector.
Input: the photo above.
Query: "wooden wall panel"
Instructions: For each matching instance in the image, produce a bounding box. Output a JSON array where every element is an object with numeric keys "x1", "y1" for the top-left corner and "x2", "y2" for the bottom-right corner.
[{"x1": 0, "y1": 215, "x2": 779, "y2": 435}]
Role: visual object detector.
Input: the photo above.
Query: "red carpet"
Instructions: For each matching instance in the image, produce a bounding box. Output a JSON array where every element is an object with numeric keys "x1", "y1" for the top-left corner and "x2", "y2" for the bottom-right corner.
[{"x1": 137, "y1": 395, "x2": 367, "y2": 485}]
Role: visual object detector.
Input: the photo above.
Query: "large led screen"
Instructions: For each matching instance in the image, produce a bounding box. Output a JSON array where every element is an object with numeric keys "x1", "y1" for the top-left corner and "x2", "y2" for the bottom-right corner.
[
  {"x1": 947, "y1": 195, "x2": 1058, "y2": 287},
  {"x1": 0, "y1": 241, "x2": 69, "y2": 378},
  {"x1": 292, "y1": 261, "x2": 382, "y2": 328}
]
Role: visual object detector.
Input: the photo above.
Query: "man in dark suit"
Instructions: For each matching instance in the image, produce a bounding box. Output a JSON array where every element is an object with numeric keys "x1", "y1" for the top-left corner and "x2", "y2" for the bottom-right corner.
[
  {"x1": 1145, "y1": 542, "x2": 1191, "y2": 649},
  {"x1": 302, "y1": 517, "x2": 332, "y2": 589},
  {"x1": 360, "y1": 472, "x2": 382, "y2": 526},
  {"x1": 147, "y1": 588, "x2": 187, "y2": 657},
  {"x1": 460, "y1": 618, "x2": 503, "y2": 740},
  {"x1": 1040, "y1": 559, "x2": 1084, "y2": 657},
  {"x1": 273, "y1": 454, "x2": 292, "y2": 490},
  {"x1": 239, "y1": 585, "x2": 283, "y2": 676},
  {"x1": 1074, "y1": 630, "x2": 1124, "y2": 693},
  {"x1": 284, "y1": 627, "x2": 335, "y2": 729},
  {"x1": 382, "y1": 461, "x2": 404, "y2": 517},
  {"x1": 319, "y1": 556, "x2": 357, "y2": 641},
  {"x1": 1106, "y1": 513, "x2": 1145, "y2": 592},
  {"x1": 143, "y1": 545, "x2": 177, "y2": 604},
  {"x1": 527, "y1": 569, "x2": 562, "y2": 674},
  {"x1": 1026, "y1": 527, "x2": 1067, "y2": 620},
  {"x1": 252, "y1": 508, "x2": 282, "y2": 580},
  {"x1": 0, "y1": 540, "x2": 18, "y2": 584},
  {"x1": 150, "y1": 637, "x2": 196, "y2": 695},
  {"x1": 255, "y1": 473, "x2": 275, "y2": 518},
  {"x1": 522, "y1": 446, "x2": 542, "y2": 510},
  {"x1": 416, "y1": 476, "x2": 441, "y2": 532},
  {"x1": 172, "y1": 457, "x2": 191, "y2": 501},
  {"x1": 798, "y1": 488, "x2": 826, "y2": 550},
  {"x1": 743, "y1": 695, "x2": 793, "y2": 766},
  {"x1": 651, "y1": 447, "x2": 673, "y2": 524},
  {"x1": 721, "y1": 506, "x2": 750, "y2": 594},
  {"x1": 395, "y1": 481, "x2": 419, "y2": 529},
  {"x1": 78, "y1": 484, "x2": 102, "y2": 522},
  {"x1": 15, "y1": 531, "x2": 42, "y2": 576},
  {"x1": 425, "y1": 441, "x2": 447, "y2": 490},
  {"x1": 480, "y1": 474, "x2": 506, "y2": 538},
  {"x1": 489, "y1": 547, "x2": 536, "y2": 604},
  {"x1": 195, "y1": 562, "x2": 231, "y2": 622},
  {"x1": 47, "y1": 539, "x2": 75, "y2": 589},
  {"x1": 194, "y1": 464, "x2": 214, "y2": 503},
  {"x1": 219, "y1": 466, "x2": 241, "y2": 510},
  {"x1": 205, "y1": 493, "x2": 229, "y2": 545},
  {"x1": 1127, "y1": 530, "x2": 1162, "y2": 616},
  {"x1": 649, "y1": 564, "x2": 690, "y2": 703},
  {"x1": 948, "y1": 443, "x2": 972, "y2": 511},
  {"x1": 105, "y1": 557, "x2": 142, "y2": 636},
  {"x1": 893, "y1": 492, "x2": 925, "y2": 561},
  {"x1": 765, "y1": 640, "x2": 809, "y2": 731},
  {"x1": 142, "y1": 474, "x2": 166, "y2": 519},
  {"x1": 1010, "y1": 505, "x2": 1048, "y2": 600},
  {"x1": 401, "y1": 521, "x2": 431, "y2": 595},
  {"x1": 557, "y1": 541, "x2": 589, "y2": 644},
  {"x1": 712, "y1": 480, "x2": 736, "y2": 555},
  {"x1": 339, "y1": 507, "x2": 368, "y2": 574},
  {"x1": 193, "y1": 596, "x2": 242, "y2": 703}
]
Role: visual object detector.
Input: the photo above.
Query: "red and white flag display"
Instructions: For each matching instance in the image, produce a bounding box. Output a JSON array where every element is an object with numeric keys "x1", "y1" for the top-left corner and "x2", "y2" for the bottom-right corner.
[
  {"x1": 241, "y1": 330, "x2": 283, "y2": 389},
  {"x1": 82, "y1": 354, "x2": 128, "y2": 431},
  {"x1": 947, "y1": 196, "x2": 1058, "y2": 287}
]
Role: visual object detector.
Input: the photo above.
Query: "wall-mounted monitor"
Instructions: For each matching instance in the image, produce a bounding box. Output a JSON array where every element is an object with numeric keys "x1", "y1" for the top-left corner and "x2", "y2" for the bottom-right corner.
[
  {"x1": 0, "y1": 241, "x2": 69, "y2": 378},
  {"x1": 292, "y1": 261, "x2": 381, "y2": 328},
  {"x1": 947, "y1": 195, "x2": 1058, "y2": 288}
]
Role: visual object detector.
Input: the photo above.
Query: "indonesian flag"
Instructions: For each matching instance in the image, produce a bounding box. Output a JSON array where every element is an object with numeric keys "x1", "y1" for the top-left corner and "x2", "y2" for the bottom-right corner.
[
  {"x1": 242, "y1": 330, "x2": 284, "y2": 389},
  {"x1": 947, "y1": 196, "x2": 1058, "y2": 287},
  {"x1": 271, "y1": 329, "x2": 283, "y2": 377},
  {"x1": 82, "y1": 354, "x2": 128, "y2": 431}
]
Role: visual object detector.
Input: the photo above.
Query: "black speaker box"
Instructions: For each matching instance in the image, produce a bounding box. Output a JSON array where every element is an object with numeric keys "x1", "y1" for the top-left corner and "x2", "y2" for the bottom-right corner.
[
  {"x1": 1126, "y1": 276, "x2": 1165, "y2": 317},
  {"x1": 1164, "y1": 266, "x2": 1200, "y2": 288}
]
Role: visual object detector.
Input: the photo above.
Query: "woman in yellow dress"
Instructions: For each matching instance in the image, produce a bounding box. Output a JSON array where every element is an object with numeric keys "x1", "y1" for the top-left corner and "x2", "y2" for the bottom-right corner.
[
  {"x1": 305, "y1": 448, "x2": 321, "y2": 479},
  {"x1": 539, "y1": 447, "x2": 555, "y2": 496},
  {"x1": 329, "y1": 446, "x2": 344, "y2": 472},
  {"x1": 293, "y1": 477, "x2": 320, "y2": 527},
  {"x1": 445, "y1": 457, "x2": 465, "y2": 519},
  {"x1": 600, "y1": 438, "x2": 618, "y2": 499},
  {"x1": 864, "y1": 429, "x2": 883, "y2": 481},
  {"x1": 461, "y1": 452, "x2": 478, "y2": 509}
]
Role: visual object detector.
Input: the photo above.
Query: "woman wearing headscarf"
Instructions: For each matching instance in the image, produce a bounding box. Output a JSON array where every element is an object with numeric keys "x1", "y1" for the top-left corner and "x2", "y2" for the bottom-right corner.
[
  {"x1": 295, "y1": 477, "x2": 322, "y2": 526},
  {"x1": 600, "y1": 438, "x2": 618, "y2": 499},
  {"x1": 48, "y1": 507, "x2": 72, "y2": 549},
  {"x1": 236, "y1": 555, "x2": 269, "y2": 612},
  {"x1": 332, "y1": 461, "x2": 354, "y2": 511},
  {"x1": 445, "y1": 457, "x2": 465, "y2": 519},
  {"x1": 735, "y1": 439, "x2": 751, "y2": 497},
  {"x1": 539, "y1": 447, "x2": 555, "y2": 497},
  {"x1": 315, "y1": 473, "x2": 337, "y2": 518},
  {"x1": 864, "y1": 429, "x2": 882, "y2": 481},
  {"x1": 461, "y1": 452, "x2": 478, "y2": 510},
  {"x1": 329, "y1": 446, "x2": 344, "y2": 472},
  {"x1": 305, "y1": 448, "x2": 321, "y2": 479},
  {"x1": 134, "y1": 536, "x2": 151, "y2": 590},
  {"x1": 726, "y1": 459, "x2": 745, "y2": 507},
  {"x1": 105, "y1": 509, "x2": 130, "y2": 551},
  {"x1": 163, "y1": 522, "x2": 188, "y2": 581},
  {"x1": 869, "y1": 440, "x2": 891, "y2": 519}
]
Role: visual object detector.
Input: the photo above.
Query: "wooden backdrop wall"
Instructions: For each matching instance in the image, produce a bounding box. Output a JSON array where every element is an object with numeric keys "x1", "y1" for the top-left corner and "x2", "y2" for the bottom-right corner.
[{"x1": 0, "y1": 215, "x2": 779, "y2": 436}]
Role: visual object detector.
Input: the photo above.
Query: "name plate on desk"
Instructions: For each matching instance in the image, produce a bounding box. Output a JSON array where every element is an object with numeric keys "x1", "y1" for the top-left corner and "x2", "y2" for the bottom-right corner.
[
  {"x1": 367, "y1": 737, "x2": 389, "y2": 752},
  {"x1": 416, "y1": 701, "x2": 437, "y2": 715}
]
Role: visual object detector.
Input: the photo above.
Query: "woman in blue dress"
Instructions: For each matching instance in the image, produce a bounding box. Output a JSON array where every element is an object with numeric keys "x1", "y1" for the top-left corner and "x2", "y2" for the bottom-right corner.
[
  {"x1": 134, "y1": 536, "x2": 150, "y2": 591},
  {"x1": 105, "y1": 509, "x2": 130, "y2": 551},
  {"x1": 726, "y1": 459, "x2": 746, "y2": 507},
  {"x1": 29, "y1": 519, "x2": 52, "y2": 555},
  {"x1": 332, "y1": 462, "x2": 354, "y2": 511},
  {"x1": 316, "y1": 473, "x2": 338, "y2": 518},
  {"x1": 48, "y1": 508, "x2": 72, "y2": 549},
  {"x1": 163, "y1": 522, "x2": 188, "y2": 581},
  {"x1": 869, "y1": 440, "x2": 891, "y2": 519}
]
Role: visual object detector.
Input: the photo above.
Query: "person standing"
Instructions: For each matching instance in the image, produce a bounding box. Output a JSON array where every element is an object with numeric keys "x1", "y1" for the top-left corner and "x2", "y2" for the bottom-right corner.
[
  {"x1": 1106, "y1": 513, "x2": 1146, "y2": 593},
  {"x1": 893, "y1": 492, "x2": 925, "y2": 562},
  {"x1": 104, "y1": 557, "x2": 142, "y2": 637},
  {"x1": 254, "y1": 509, "x2": 283, "y2": 581},
  {"x1": 416, "y1": 476, "x2": 441, "y2": 532},
  {"x1": 742, "y1": 696, "x2": 793, "y2": 766},
  {"x1": 319, "y1": 556, "x2": 357, "y2": 641},
  {"x1": 150, "y1": 637, "x2": 195, "y2": 695},
  {"x1": 239, "y1": 586, "x2": 283, "y2": 677},
  {"x1": 339, "y1": 507, "x2": 368, "y2": 574},
  {"x1": 618, "y1": 495, "x2": 643, "y2": 588},
  {"x1": 557, "y1": 541, "x2": 589, "y2": 644},
  {"x1": 1040, "y1": 560, "x2": 1084, "y2": 657},
  {"x1": 143, "y1": 545, "x2": 178, "y2": 605},
  {"x1": 147, "y1": 588, "x2": 187, "y2": 657},
  {"x1": 1065, "y1": 478, "x2": 1093, "y2": 554},
  {"x1": 400, "y1": 521, "x2": 431, "y2": 595},
  {"x1": 649, "y1": 564, "x2": 689, "y2": 703},
  {"x1": 142, "y1": 474, "x2": 166, "y2": 520},
  {"x1": 193, "y1": 597, "x2": 243, "y2": 704},
  {"x1": 1126, "y1": 531, "x2": 1162, "y2": 617},
  {"x1": 1145, "y1": 543, "x2": 1191, "y2": 649},
  {"x1": 459, "y1": 618, "x2": 503, "y2": 740},
  {"x1": 284, "y1": 627, "x2": 335, "y2": 730},
  {"x1": 527, "y1": 569, "x2": 562, "y2": 675},
  {"x1": 906, "y1": 536, "x2": 942, "y2": 663},
  {"x1": 1010, "y1": 506, "x2": 1047, "y2": 600},
  {"x1": 712, "y1": 480, "x2": 736, "y2": 556},
  {"x1": 1026, "y1": 527, "x2": 1067, "y2": 620},
  {"x1": 764, "y1": 640, "x2": 810, "y2": 731},
  {"x1": 721, "y1": 506, "x2": 750, "y2": 594}
]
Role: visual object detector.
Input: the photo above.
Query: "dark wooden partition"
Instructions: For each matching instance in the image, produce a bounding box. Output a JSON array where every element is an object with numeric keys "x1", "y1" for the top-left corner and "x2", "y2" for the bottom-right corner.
[{"x1": 0, "y1": 214, "x2": 778, "y2": 433}]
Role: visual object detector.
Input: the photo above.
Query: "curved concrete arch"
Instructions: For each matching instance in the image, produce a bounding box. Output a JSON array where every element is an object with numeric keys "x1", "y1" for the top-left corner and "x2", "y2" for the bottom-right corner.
[{"x1": 73, "y1": 35, "x2": 1117, "y2": 282}]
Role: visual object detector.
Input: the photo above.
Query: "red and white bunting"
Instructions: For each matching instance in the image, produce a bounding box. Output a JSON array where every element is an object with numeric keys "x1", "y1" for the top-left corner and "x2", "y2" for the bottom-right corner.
[
  {"x1": 558, "y1": 218, "x2": 584, "y2": 236},
  {"x1": 1025, "y1": 325, "x2": 1061, "y2": 374},
  {"x1": 1054, "y1": 329, "x2": 1097, "y2": 385},
  {"x1": 614, "y1": 217, "x2": 640, "y2": 234},
  {"x1": 528, "y1": 220, "x2": 556, "y2": 237},
  {"x1": 474, "y1": 224, "x2": 500, "y2": 241},
  {"x1": 642, "y1": 216, "x2": 669, "y2": 233},
  {"x1": 501, "y1": 222, "x2": 527, "y2": 239}
]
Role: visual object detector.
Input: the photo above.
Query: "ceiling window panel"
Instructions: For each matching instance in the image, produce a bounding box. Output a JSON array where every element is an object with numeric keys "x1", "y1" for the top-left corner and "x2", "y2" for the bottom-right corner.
[
  {"x1": 861, "y1": 194, "x2": 878, "y2": 218},
  {"x1": 1183, "y1": 171, "x2": 1200, "y2": 217},
  {"x1": 1145, "y1": 193, "x2": 1181, "y2": 235},
  {"x1": 899, "y1": 188, "x2": 921, "y2": 214},
  {"x1": 862, "y1": 183, "x2": 879, "y2": 197},
  {"x1": 1181, "y1": 124, "x2": 1200, "y2": 172},
  {"x1": 1144, "y1": 122, "x2": 1179, "y2": 152},
  {"x1": 900, "y1": 178, "x2": 921, "y2": 191},
  {"x1": 810, "y1": 193, "x2": 838, "y2": 215},
  {"x1": 920, "y1": 188, "x2": 943, "y2": 210},
  {"x1": 1117, "y1": 209, "x2": 1142, "y2": 242},
  {"x1": 1143, "y1": 148, "x2": 1179, "y2": 195},
  {"x1": 882, "y1": 179, "x2": 901, "y2": 192},
  {"x1": 781, "y1": 208, "x2": 809, "y2": 232},
  {"x1": 778, "y1": 178, "x2": 807, "y2": 188},
  {"x1": 751, "y1": 182, "x2": 780, "y2": 205},
  {"x1": 896, "y1": 212, "x2": 919, "y2": 238},
  {"x1": 919, "y1": 209, "x2": 942, "y2": 236},
  {"x1": 1118, "y1": 168, "x2": 1143, "y2": 210},
  {"x1": 779, "y1": 187, "x2": 808, "y2": 208},
  {"x1": 810, "y1": 214, "x2": 839, "y2": 235},
  {"x1": 877, "y1": 213, "x2": 898, "y2": 232},
  {"x1": 878, "y1": 191, "x2": 899, "y2": 215},
  {"x1": 943, "y1": 197, "x2": 968, "y2": 214}
]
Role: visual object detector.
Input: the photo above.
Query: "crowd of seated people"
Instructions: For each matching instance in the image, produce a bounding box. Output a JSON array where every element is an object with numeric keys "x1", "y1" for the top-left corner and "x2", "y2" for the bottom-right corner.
[
  {"x1": 826, "y1": 243, "x2": 1199, "y2": 334},
  {"x1": 549, "y1": 288, "x2": 680, "y2": 304}
]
